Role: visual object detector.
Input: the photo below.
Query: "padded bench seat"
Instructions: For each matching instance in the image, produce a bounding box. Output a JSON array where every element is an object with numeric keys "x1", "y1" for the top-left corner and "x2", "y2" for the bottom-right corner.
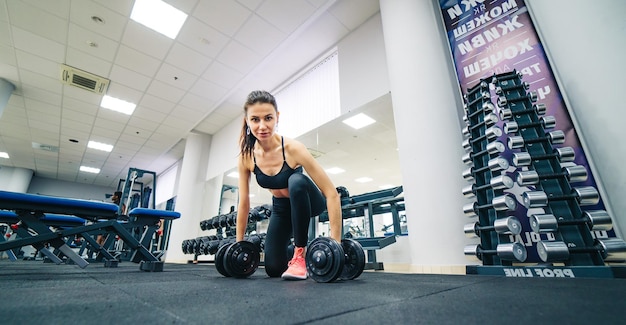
[
  {"x1": 0, "y1": 191, "x2": 118, "y2": 220},
  {"x1": 0, "y1": 211, "x2": 86, "y2": 227},
  {"x1": 128, "y1": 208, "x2": 180, "y2": 221}
]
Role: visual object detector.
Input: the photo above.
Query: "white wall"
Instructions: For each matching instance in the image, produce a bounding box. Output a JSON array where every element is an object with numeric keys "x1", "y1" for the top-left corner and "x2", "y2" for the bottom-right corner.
[
  {"x1": 0, "y1": 166, "x2": 33, "y2": 193},
  {"x1": 526, "y1": 0, "x2": 626, "y2": 238},
  {"x1": 27, "y1": 176, "x2": 114, "y2": 201},
  {"x1": 338, "y1": 13, "x2": 390, "y2": 114}
]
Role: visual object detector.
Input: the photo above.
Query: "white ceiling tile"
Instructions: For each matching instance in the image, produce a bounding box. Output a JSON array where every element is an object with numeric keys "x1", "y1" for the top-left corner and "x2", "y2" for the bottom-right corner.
[
  {"x1": 62, "y1": 96, "x2": 99, "y2": 116},
  {"x1": 256, "y1": 0, "x2": 316, "y2": 34},
  {"x1": 189, "y1": 78, "x2": 228, "y2": 102},
  {"x1": 21, "y1": 86, "x2": 62, "y2": 106},
  {"x1": 126, "y1": 116, "x2": 159, "y2": 132},
  {"x1": 67, "y1": 23, "x2": 119, "y2": 62},
  {"x1": 121, "y1": 21, "x2": 173, "y2": 60},
  {"x1": 146, "y1": 80, "x2": 186, "y2": 103},
  {"x1": 118, "y1": 133, "x2": 147, "y2": 145},
  {"x1": 14, "y1": 50, "x2": 58, "y2": 79},
  {"x1": 7, "y1": 0, "x2": 68, "y2": 44},
  {"x1": 114, "y1": 45, "x2": 161, "y2": 78},
  {"x1": 169, "y1": 105, "x2": 204, "y2": 123},
  {"x1": 178, "y1": 93, "x2": 215, "y2": 113},
  {"x1": 0, "y1": 104, "x2": 27, "y2": 119},
  {"x1": 193, "y1": 0, "x2": 251, "y2": 37},
  {"x1": 25, "y1": 98, "x2": 62, "y2": 118},
  {"x1": 93, "y1": 0, "x2": 134, "y2": 16},
  {"x1": 108, "y1": 64, "x2": 152, "y2": 92},
  {"x1": 11, "y1": 26, "x2": 66, "y2": 63},
  {"x1": 0, "y1": 123, "x2": 30, "y2": 139},
  {"x1": 202, "y1": 60, "x2": 244, "y2": 89},
  {"x1": 138, "y1": 94, "x2": 176, "y2": 115},
  {"x1": 176, "y1": 17, "x2": 230, "y2": 59},
  {"x1": 0, "y1": 42, "x2": 15, "y2": 64},
  {"x1": 154, "y1": 63, "x2": 199, "y2": 91},
  {"x1": 65, "y1": 47, "x2": 113, "y2": 78},
  {"x1": 114, "y1": 140, "x2": 142, "y2": 151},
  {"x1": 131, "y1": 106, "x2": 167, "y2": 124},
  {"x1": 234, "y1": 14, "x2": 285, "y2": 57},
  {"x1": 93, "y1": 112, "x2": 129, "y2": 132},
  {"x1": 70, "y1": 0, "x2": 128, "y2": 41},
  {"x1": 62, "y1": 107, "x2": 97, "y2": 125},
  {"x1": 165, "y1": 43, "x2": 212, "y2": 76},
  {"x1": 20, "y1": 0, "x2": 70, "y2": 20},
  {"x1": 216, "y1": 40, "x2": 262, "y2": 74},
  {"x1": 0, "y1": 0, "x2": 8, "y2": 22},
  {"x1": 19, "y1": 70, "x2": 63, "y2": 95},
  {"x1": 237, "y1": 0, "x2": 263, "y2": 11}
]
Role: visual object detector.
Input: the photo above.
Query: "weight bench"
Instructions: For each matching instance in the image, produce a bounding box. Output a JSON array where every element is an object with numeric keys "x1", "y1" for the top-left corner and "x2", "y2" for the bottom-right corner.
[{"x1": 0, "y1": 191, "x2": 180, "y2": 272}]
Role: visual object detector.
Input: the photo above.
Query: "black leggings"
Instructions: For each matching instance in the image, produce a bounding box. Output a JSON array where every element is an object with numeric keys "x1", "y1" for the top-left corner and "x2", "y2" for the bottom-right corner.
[{"x1": 263, "y1": 173, "x2": 326, "y2": 277}]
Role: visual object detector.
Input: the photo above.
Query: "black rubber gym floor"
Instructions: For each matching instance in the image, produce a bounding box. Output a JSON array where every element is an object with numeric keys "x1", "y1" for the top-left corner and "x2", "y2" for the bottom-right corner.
[{"x1": 0, "y1": 260, "x2": 624, "y2": 325}]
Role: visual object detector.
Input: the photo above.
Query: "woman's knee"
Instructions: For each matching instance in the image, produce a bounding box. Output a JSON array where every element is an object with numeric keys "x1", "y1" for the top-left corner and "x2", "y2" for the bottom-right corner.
[{"x1": 288, "y1": 173, "x2": 311, "y2": 195}]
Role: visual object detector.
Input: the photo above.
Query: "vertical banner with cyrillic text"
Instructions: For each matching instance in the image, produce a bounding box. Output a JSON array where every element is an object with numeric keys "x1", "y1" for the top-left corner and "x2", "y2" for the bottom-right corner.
[{"x1": 439, "y1": 0, "x2": 614, "y2": 262}]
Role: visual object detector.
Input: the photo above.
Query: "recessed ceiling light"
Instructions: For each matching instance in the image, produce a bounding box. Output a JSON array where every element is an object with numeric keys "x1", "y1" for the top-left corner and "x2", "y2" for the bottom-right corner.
[
  {"x1": 88, "y1": 141, "x2": 113, "y2": 152},
  {"x1": 100, "y1": 95, "x2": 136, "y2": 115},
  {"x1": 355, "y1": 177, "x2": 373, "y2": 183},
  {"x1": 227, "y1": 171, "x2": 239, "y2": 178},
  {"x1": 80, "y1": 166, "x2": 100, "y2": 174},
  {"x1": 0, "y1": 152, "x2": 9, "y2": 159},
  {"x1": 131, "y1": 0, "x2": 188, "y2": 39},
  {"x1": 325, "y1": 167, "x2": 345, "y2": 174},
  {"x1": 342, "y1": 113, "x2": 376, "y2": 129}
]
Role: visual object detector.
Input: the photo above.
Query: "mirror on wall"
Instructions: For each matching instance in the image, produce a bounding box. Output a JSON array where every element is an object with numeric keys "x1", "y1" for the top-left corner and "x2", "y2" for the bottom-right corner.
[{"x1": 217, "y1": 93, "x2": 402, "y2": 216}]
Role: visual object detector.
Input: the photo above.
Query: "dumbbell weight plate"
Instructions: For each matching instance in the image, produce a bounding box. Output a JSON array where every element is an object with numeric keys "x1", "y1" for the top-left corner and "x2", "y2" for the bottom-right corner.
[
  {"x1": 306, "y1": 237, "x2": 345, "y2": 283},
  {"x1": 340, "y1": 239, "x2": 366, "y2": 280},
  {"x1": 215, "y1": 243, "x2": 232, "y2": 277},
  {"x1": 223, "y1": 241, "x2": 260, "y2": 278}
]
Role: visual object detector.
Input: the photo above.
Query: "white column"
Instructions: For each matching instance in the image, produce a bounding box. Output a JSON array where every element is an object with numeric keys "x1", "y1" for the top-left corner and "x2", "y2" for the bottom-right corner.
[
  {"x1": 0, "y1": 166, "x2": 33, "y2": 193},
  {"x1": 165, "y1": 132, "x2": 211, "y2": 263},
  {"x1": 380, "y1": 0, "x2": 470, "y2": 272}
]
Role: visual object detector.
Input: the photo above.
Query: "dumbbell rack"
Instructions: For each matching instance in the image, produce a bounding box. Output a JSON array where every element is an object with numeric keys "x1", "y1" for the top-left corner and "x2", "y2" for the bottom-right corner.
[
  {"x1": 492, "y1": 70, "x2": 603, "y2": 266},
  {"x1": 182, "y1": 206, "x2": 267, "y2": 263},
  {"x1": 462, "y1": 78, "x2": 520, "y2": 266},
  {"x1": 464, "y1": 70, "x2": 626, "y2": 278}
]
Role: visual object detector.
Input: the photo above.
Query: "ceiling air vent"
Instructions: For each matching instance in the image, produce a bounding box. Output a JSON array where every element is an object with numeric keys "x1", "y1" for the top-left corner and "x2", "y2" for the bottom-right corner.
[
  {"x1": 59, "y1": 64, "x2": 110, "y2": 95},
  {"x1": 32, "y1": 142, "x2": 59, "y2": 153}
]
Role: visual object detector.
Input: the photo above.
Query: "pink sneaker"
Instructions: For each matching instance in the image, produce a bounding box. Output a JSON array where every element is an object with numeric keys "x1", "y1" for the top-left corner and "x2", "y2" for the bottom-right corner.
[{"x1": 281, "y1": 247, "x2": 307, "y2": 280}]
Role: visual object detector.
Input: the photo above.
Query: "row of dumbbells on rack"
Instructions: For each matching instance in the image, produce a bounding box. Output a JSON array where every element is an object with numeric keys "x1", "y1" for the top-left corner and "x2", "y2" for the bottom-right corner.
[
  {"x1": 199, "y1": 204, "x2": 272, "y2": 231},
  {"x1": 459, "y1": 75, "x2": 527, "y2": 265},
  {"x1": 181, "y1": 233, "x2": 265, "y2": 256}
]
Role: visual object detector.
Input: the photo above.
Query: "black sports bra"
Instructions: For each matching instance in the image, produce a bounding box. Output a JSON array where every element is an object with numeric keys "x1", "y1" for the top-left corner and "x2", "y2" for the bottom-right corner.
[{"x1": 253, "y1": 137, "x2": 303, "y2": 189}]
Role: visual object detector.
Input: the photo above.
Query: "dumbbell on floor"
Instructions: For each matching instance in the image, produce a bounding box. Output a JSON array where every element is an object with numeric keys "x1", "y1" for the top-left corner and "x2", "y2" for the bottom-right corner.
[
  {"x1": 537, "y1": 238, "x2": 626, "y2": 263},
  {"x1": 464, "y1": 242, "x2": 527, "y2": 262},
  {"x1": 464, "y1": 216, "x2": 522, "y2": 238},
  {"x1": 306, "y1": 237, "x2": 366, "y2": 283},
  {"x1": 215, "y1": 240, "x2": 260, "y2": 278},
  {"x1": 530, "y1": 210, "x2": 613, "y2": 233},
  {"x1": 521, "y1": 187, "x2": 600, "y2": 209}
]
